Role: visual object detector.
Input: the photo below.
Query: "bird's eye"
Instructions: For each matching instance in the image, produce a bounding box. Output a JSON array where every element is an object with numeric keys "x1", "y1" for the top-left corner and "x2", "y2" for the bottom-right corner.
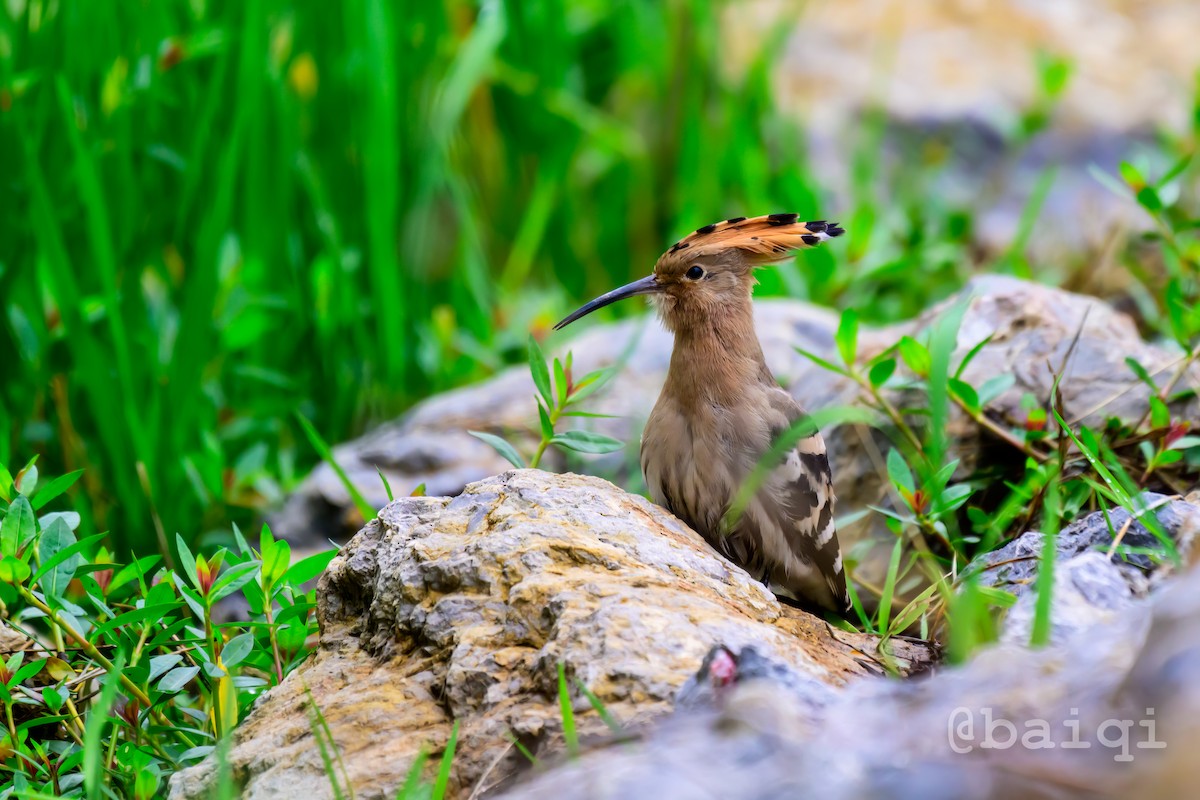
[{"x1": 685, "y1": 265, "x2": 705, "y2": 280}]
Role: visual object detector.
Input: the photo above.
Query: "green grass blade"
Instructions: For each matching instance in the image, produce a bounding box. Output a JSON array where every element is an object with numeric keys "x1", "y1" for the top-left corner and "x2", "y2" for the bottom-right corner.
[{"x1": 296, "y1": 412, "x2": 376, "y2": 522}]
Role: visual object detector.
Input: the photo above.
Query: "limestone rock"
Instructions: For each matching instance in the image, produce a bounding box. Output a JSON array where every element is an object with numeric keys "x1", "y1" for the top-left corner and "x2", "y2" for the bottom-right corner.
[
  {"x1": 497, "y1": 498, "x2": 1200, "y2": 800},
  {"x1": 271, "y1": 278, "x2": 1200, "y2": 598},
  {"x1": 169, "y1": 471, "x2": 935, "y2": 800}
]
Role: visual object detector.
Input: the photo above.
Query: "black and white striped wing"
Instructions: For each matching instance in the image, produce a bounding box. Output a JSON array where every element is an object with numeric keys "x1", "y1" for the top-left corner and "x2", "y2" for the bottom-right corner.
[{"x1": 726, "y1": 390, "x2": 848, "y2": 611}]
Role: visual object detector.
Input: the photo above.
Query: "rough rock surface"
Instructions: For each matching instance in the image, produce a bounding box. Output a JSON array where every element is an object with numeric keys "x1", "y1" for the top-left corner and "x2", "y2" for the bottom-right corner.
[
  {"x1": 974, "y1": 493, "x2": 1200, "y2": 644},
  {"x1": 496, "y1": 496, "x2": 1200, "y2": 800},
  {"x1": 169, "y1": 471, "x2": 935, "y2": 800},
  {"x1": 272, "y1": 277, "x2": 1200, "y2": 595}
]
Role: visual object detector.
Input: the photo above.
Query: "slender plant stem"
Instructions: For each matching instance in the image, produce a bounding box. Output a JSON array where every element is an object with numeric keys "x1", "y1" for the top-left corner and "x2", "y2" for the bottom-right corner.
[
  {"x1": 528, "y1": 404, "x2": 564, "y2": 470},
  {"x1": 853, "y1": 372, "x2": 925, "y2": 454},
  {"x1": 262, "y1": 590, "x2": 285, "y2": 685}
]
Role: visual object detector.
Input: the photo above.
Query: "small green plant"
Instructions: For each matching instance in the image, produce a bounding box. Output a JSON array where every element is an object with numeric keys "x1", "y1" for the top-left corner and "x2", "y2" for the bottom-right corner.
[
  {"x1": 469, "y1": 336, "x2": 624, "y2": 470},
  {"x1": 0, "y1": 457, "x2": 334, "y2": 796},
  {"x1": 797, "y1": 276, "x2": 1199, "y2": 660}
]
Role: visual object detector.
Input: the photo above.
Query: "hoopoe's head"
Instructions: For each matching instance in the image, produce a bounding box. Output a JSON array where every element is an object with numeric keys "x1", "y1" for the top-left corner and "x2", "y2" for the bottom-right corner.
[{"x1": 554, "y1": 214, "x2": 843, "y2": 332}]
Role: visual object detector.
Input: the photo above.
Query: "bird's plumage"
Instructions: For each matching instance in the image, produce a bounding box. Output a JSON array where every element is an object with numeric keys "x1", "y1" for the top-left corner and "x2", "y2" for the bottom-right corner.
[{"x1": 557, "y1": 213, "x2": 849, "y2": 612}]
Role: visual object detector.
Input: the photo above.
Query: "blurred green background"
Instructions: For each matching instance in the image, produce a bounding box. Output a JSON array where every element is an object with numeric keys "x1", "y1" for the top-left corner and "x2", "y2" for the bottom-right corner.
[{"x1": 3, "y1": 0, "x2": 1197, "y2": 556}]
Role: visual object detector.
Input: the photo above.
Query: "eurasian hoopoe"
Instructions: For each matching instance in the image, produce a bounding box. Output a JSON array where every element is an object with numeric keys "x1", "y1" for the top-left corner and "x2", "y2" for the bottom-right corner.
[{"x1": 555, "y1": 214, "x2": 849, "y2": 612}]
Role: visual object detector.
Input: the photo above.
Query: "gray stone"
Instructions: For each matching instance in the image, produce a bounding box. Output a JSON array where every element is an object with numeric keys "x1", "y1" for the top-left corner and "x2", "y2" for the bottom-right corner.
[
  {"x1": 973, "y1": 493, "x2": 1200, "y2": 643},
  {"x1": 170, "y1": 471, "x2": 934, "y2": 800},
  {"x1": 497, "y1": 499, "x2": 1200, "y2": 800}
]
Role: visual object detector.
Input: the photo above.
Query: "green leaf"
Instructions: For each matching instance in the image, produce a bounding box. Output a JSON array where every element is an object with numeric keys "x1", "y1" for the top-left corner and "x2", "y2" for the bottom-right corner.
[
  {"x1": 868, "y1": 358, "x2": 896, "y2": 388},
  {"x1": 232, "y1": 522, "x2": 251, "y2": 555},
  {"x1": 935, "y1": 484, "x2": 975, "y2": 514},
  {"x1": 178, "y1": 583, "x2": 207, "y2": 621},
  {"x1": 1168, "y1": 436, "x2": 1200, "y2": 451},
  {"x1": 157, "y1": 665, "x2": 200, "y2": 694},
  {"x1": 107, "y1": 553, "x2": 160, "y2": 594},
  {"x1": 148, "y1": 654, "x2": 183, "y2": 682},
  {"x1": 1156, "y1": 152, "x2": 1192, "y2": 188},
  {"x1": 397, "y1": 748, "x2": 431, "y2": 799},
  {"x1": 30, "y1": 470, "x2": 83, "y2": 511},
  {"x1": 1156, "y1": 449, "x2": 1184, "y2": 466},
  {"x1": 31, "y1": 533, "x2": 105, "y2": 588},
  {"x1": 536, "y1": 399, "x2": 554, "y2": 440},
  {"x1": 897, "y1": 336, "x2": 931, "y2": 377},
  {"x1": 0, "y1": 556, "x2": 31, "y2": 584},
  {"x1": 553, "y1": 357, "x2": 568, "y2": 407},
  {"x1": 377, "y1": 468, "x2": 395, "y2": 503},
  {"x1": 948, "y1": 378, "x2": 980, "y2": 413},
  {"x1": 927, "y1": 300, "x2": 968, "y2": 472},
  {"x1": 38, "y1": 510, "x2": 79, "y2": 531},
  {"x1": 432, "y1": 720, "x2": 459, "y2": 800},
  {"x1": 886, "y1": 449, "x2": 915, "y2": 494},
  {"x1": 976, "y1": 586, "x2": 1018, "y2": 608},
  {"x1": 93, "y1": 603, "x2": 182, "y2": 640},
  {"x1": 1030, "y1": 476, "x2": 1062, "y2": 648},
  {"x1": 42, "y1": 686, "x2": 63, "y2": 713},
  {"x1": 1119, "y1": 160, "x2": 1144, "y2": 188},
  {"x1": 12, "y1": 658, "x2": 47, "y2": 687},
  {"x1": 574, "y1": 678, "x2": 622, "y2": 733},
  {"x1": 1135, "y1": 186, "x2": 1163, "y2": 211},
  {"x1": 0, "y1": 463, "x2": 12, "y2": 502},
  {"x1": 877, "y1": 538, "x2": 903, "y2": 634},
  {"x1": 557, "y1": 662, "x2": 578, "y2": 757},
  {"x1": 977, "y1": 373, "x2": 1016, "y2": 407},
  {"x1": 175, "y1": 532, "x2": 199, "y2": 592},
  {"x1": 16, "y1": 464, "x2": 38, "y2": 495},
  {"x1": 955, "y1": 335, "x2": 994, "y2": 379},
  {"x1": 1150, "y1": 396, "x2": 1170, "y2": 430},
  {"x1": 209, "y1": 560, "x2": 262, "y2": 603},
  {"x1": 550, "y1": 430, "x2": 624, "y2": 455},
  {"x1": 262, "y1": 533, "x2": 290, "y2": 584},
  {"x1": 794, "y1": 347, "x2": 851, "y2": 377},
  {"x1": 528, "y1": 335, "x2": 553, "y2": 409},
  {"x1": 38, "y1": 517, "x2": 81, "y2": 600},
  {"x1": 889, "y1": 582, "x2": 941, "y2": 636},
  {"x1": 84, "y1": 652, "x2": 124, "y2": 797},
  {"x1": 281, "y1": 549, "x2": 338, "y2": 587},
  {"x1": 1124, "y1": 357, "x2": 1157, "y2": 389},
  {"x1": 835, "y1": 308, "x2": 858, "y2": 367},
  {"x1": 220, "y1": 632, "x2": 255, "y2": 668},
  {"x1": 1088, "y1": 163, "x2": 1131, "y2": 199},
  {"x1": 2, "y1": 495, "x2": 35, "y2": 557},
  {"x1": 296, "y1": 412, "x2": 376, "y2": 522},
  {"x1": 567, "y1": 367, "x2": 616, "y2": 406},
  {"x1": 467, "y1": 431, "x2": 526, "y2": 468},
  {"x1": 1053, "y1": 409, "x2": 1178, "y2": 564}
]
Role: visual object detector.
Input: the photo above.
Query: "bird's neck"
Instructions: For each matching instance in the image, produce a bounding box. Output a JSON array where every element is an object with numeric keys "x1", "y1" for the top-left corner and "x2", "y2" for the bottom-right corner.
[{"x1": 663, "y1": 307, "x2": 772, "y2": 407}]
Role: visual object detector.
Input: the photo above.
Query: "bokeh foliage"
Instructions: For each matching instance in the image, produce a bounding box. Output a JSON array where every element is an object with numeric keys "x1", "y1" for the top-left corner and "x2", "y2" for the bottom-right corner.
[
  {"x1": 2, "y1": 0, "x2": 841, "y2": 552},
  {"x1": 2, "y1": 0, "x2": 1198, "y2": 558}
]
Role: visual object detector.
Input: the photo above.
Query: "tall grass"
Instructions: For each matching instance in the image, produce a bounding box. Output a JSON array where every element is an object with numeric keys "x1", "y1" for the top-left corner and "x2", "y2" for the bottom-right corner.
[
  {"x1": 1, "y1": 0, "x2": 838, "y2": 553},
  {"x1": 2, "y1": 0, "x2": 1196, "y2": 558}
]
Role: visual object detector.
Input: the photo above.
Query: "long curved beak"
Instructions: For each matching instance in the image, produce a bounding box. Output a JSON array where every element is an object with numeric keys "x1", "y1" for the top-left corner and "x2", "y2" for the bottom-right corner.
[{"x1": 553, "y1": 274, "x2": 661, "y2": 330}]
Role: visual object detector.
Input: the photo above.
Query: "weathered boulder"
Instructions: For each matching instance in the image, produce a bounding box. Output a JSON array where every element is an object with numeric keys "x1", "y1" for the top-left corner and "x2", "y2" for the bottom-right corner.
[
  {"x1": 170, "y1": 471, "x2": 935, "y2": 800},
  {"x1": 271, "y1": 277, "x2": 1200, "y2": 596},
  {"x1": 496, "y1": 496, "x2": 1200, "y2": 800}
]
